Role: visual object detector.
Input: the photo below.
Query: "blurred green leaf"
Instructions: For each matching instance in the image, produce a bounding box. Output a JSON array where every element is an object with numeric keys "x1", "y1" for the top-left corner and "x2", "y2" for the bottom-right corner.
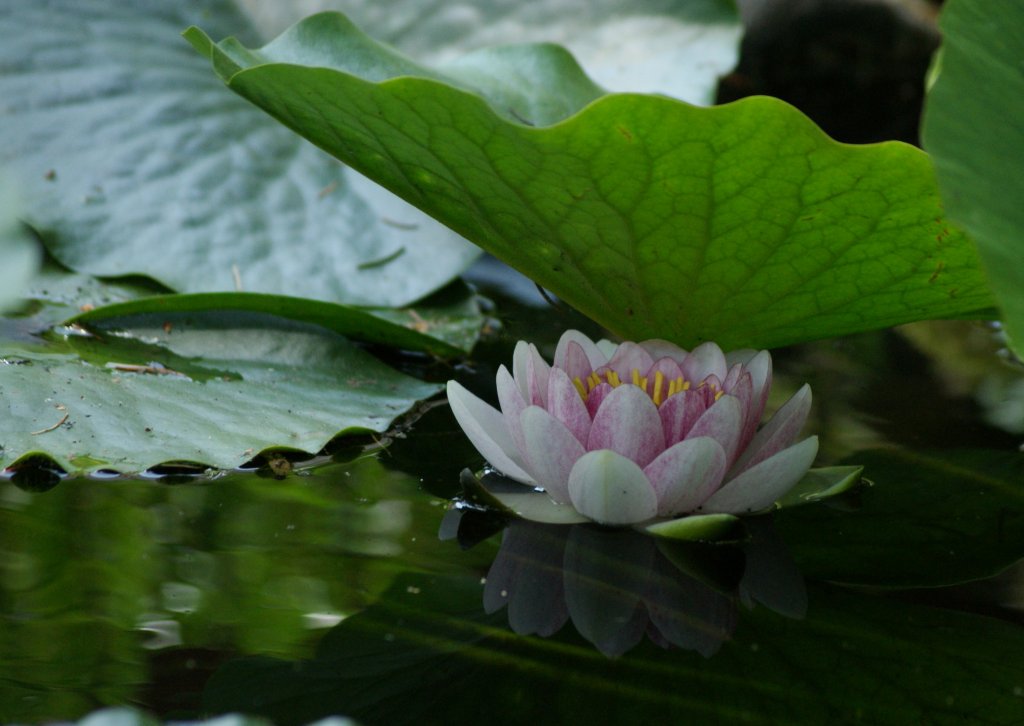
[
  {"x1": 922, "y1": 0, "x2": 1024, "y2": 356},
  {"x1": 0, "y1": 0, "x2": 477, "y2": 307},
  {"x1": 188, "y1": 13, "x2": 993, "y2": 349}
]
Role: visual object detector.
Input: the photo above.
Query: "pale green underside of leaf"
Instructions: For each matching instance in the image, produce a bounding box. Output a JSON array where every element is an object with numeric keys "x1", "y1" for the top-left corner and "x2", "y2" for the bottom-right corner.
[
  {"x1": 0, "y1": 0, "x2": 477, "y2": 307},
  {"x1": 0, "y1": 296, "x2": 442, "y2": 474},
  {"x1": 922, "y1": 0, "x2": 1024, "y2": 357},
  {"x1": 240, "y1": 0, "x2": 740, "y2": 105},
  {"x1": 189, "y1": 13, "x2": 994, "y2": 349}
]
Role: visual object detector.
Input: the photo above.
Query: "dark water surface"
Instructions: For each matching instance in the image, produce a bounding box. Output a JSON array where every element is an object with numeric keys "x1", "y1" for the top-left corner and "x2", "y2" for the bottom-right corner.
[{"x1": 2, "y1": 272, "x2": 1024, "y2": 725}]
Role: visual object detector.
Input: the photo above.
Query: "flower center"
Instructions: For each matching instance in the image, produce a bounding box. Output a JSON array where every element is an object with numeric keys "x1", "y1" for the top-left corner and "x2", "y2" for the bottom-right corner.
[{"x1": 572, "y1": 368, "x2": 726, "y2": 407}]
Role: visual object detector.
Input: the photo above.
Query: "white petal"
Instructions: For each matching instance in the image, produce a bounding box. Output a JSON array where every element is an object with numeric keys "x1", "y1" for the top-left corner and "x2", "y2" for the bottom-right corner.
[
  {"x1": 520, "y1": 406, "x2": 587, "y2": 504},
  {"x1": 596, "y1": 339, "x2": 619, "y2": 360},
  {"x1": 643, "y1": 437, "x2": 728, "y2": 516},
  {"x1": 701, "y1": 436, "x2": 818, "y2": 514},
  {"x1": 587, "y1": 384, "x2": 665, "y2": 468},
  {"x1": 605, "y1": 342, "x2": 655, "y2": 380},
  {"x1": 447, "y1": 380, "x2": 534, "y2": 483},
  {"x1": 567, "y1": 450, "x2": 658, "y2": 525},
  {"x1": 732, "y1": 383, "x2": 812, "y2": 475},
  {"x1": 554, "y1": 330, "x2": 607, "y2": 369}
]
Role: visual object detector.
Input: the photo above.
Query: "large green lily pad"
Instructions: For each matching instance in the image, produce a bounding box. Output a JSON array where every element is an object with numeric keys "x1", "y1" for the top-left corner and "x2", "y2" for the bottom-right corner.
[
  {"x1": 922, "y1": 0, "x2": 1024, "y2": 357},
  {"x1": 0, "y1": 0, "x2": 477, "y2": 307},
  {"x1": 0, "y1": 174, "x2": 39, "y2": 312},
  {"x1": 188, "y1": 13, "x2": 994, "y2": 350},
  {"x1": 776, "y1": 448, "x2": 1024, "y2": 587},
  {"x1": 0, "y1": 309, "x2": 442, "y2": 474}
]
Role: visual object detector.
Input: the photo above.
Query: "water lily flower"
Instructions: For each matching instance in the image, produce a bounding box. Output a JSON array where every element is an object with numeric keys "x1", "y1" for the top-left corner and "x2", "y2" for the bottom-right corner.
[{"x1": 447, "y1": 330, "x2": 818, "y2": 526}]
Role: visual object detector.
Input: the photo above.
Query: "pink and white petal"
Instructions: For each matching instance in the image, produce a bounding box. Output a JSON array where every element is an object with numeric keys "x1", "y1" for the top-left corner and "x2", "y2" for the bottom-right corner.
[
  {"x1": 520, "y1": 406, "x2": 587, "y2": 504},
  {"x1": 546, "y1": 367, "x2": 592, "y2": 446},
  {"x1": 596, "y1": 339, "x2": 619, "y2": 360},
  {"x1": 588, "y1": 385, "x2": 666, "y2": 468},
  {"x1": 643, "y1": 437, "x2": 728, "y2": 516},
  {"x1": 723, "y1": 363, "x2": 744, "y2": 391},
  {"x1": 682, "y1": 342, "x2": 728, "y2": 382},
  {"x1": 496, "y1": 365, "x2": 528, "y2": 455},
  {"x1": 647, "y1": 356, "x2": 688, "y2": 385},
  {"x1": 586, "y1": 381, "x2": 613, "y2": 418},
  {"x1": 640, "y1": 339, "x2": 688, "y2": 363},
  {"x1": 560, "y1": 340, "x2": 594, "y2": 383},
  {"x1": 447, "y1": 380, "x2": 535, "y2": 484},
  {"x1": 659, "y1": 390, "x2": 707, "y2": 446},
  {"x1": 687, "y1": 394, "x2": 744, "y2": 464},
  {"x1": 731, "y1": 383, "x2": 812, "y2": 475},
  {"x1": 605, "y1": 342, "x2": 656, "y2": 380},
  {"x1": 743, "y1": 351, "x2": 773, "y2": 422},
  {"x1": 700, "y1": 436, "x2": 818, "y2": 514},
  {"x1": 555, "y1": 330, "x2": 607, "y2": 370},
  {"x1": 567, "y1": 450, "x2": 659, "y2": 525},
  {"x1": 726, "y1": 373, "x2": 757, "y2": 451},
  {"x1": 513, "y1": 342, "x2": 550, "y2": 406}
]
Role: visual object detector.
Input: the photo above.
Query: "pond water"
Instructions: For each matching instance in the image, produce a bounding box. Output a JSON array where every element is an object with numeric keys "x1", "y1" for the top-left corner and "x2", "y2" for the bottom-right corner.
[{"x1": 2, "y1": 263, "x2": 1023, "y2": 725}]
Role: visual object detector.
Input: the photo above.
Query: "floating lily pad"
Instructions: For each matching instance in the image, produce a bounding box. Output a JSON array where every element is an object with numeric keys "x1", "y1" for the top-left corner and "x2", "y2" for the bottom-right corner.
[
  {"x1": 776, "y1": 448, "x2": 1024, "y2": 587},
  {"x1": 188, "y1": 13, "x2": 994, "y2": 350},
  {"x1": 0, "y1": 174, "x2": 39, "y2": 312},
  {"x1": 0, "y1": 310, "x2": 442, "y2": 474},
  {"x1": 0, "y1": 0, "x2": 477, "y2": 306},
  {"x1": 923, "y1": 0, "x2": 1024, "y2": 357}
]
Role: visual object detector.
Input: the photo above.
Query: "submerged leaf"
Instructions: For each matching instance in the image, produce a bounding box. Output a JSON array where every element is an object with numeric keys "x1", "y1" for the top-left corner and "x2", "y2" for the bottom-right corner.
[{"x1": 189, "y1": 13, "x2": 993, "y2": 349}]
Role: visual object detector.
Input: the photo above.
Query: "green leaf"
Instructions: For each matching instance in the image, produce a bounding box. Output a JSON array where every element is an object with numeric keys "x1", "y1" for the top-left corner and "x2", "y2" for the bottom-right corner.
[
  {"x1": 0, "y1": 173, "x2": 39, "y2": 312},
  {"x1": 245, "y1": 0, "x2": 740, "y2": 105},
  {"x1": 776, "y1": 448, "x2": 1024, "y2": 587},
  {"x1": 69, "y1": 286, "x2": 484, "y2": 357},
  {"x1": 922, "y1": 0, "x2": 1024, "y2": 357},
  {"x1": 643, "y1": 513, "x2": 741, "y2": 541},
  {"x1": 0, "y1": 310, "x2": 441, "y2": 474},
  {"x1": 188, "y1": 13, "x2": 994, "y2": 349},
  {"x1": 774, "y1": 465, "x2": 863, "y2": 508},
  {"x1": 0, "y1": 0, "x2": 477, "y2": 306}
]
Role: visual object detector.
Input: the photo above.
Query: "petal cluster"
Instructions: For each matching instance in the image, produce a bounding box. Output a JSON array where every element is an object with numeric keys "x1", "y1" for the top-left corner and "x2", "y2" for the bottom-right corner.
[{"x1": 447, "y1": 330, "x2": 817, "y2": 526}]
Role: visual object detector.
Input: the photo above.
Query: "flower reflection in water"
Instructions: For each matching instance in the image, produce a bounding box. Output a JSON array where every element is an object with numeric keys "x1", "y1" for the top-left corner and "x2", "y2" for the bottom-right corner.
[{"x1": 441, "y1": 510, "x2": 806, "y2": 658}]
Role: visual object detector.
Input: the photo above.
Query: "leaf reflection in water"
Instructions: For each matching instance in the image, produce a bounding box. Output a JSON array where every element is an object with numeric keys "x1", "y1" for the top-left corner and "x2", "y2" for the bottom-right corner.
[{"x1": 441, "y1": 510, "x2": 806, "y2": 657}]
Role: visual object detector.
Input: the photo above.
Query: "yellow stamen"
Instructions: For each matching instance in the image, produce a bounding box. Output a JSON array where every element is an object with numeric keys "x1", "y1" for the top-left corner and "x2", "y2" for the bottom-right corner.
[
  {"x1": 588, "y1": 372, "x2": 601, "y2": 391},
  {"x1": 573, "y1": 376, "x2": 587, "y2": 399},
  {"x1": 715, "y1": 389, "x2": 725, "y2": 401},
  {"x1": 607, "y1": 370, "x2": 621, "y2": 387},
  {"x1": 681, "y1": 379, "x2": 690, "y2": 391},
  {"x1": 631, "y1": 368, "x2": 641, "y2": 387},
  {"x1": 652, "y1": 370, "x2": 665, "y2": 405}
]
